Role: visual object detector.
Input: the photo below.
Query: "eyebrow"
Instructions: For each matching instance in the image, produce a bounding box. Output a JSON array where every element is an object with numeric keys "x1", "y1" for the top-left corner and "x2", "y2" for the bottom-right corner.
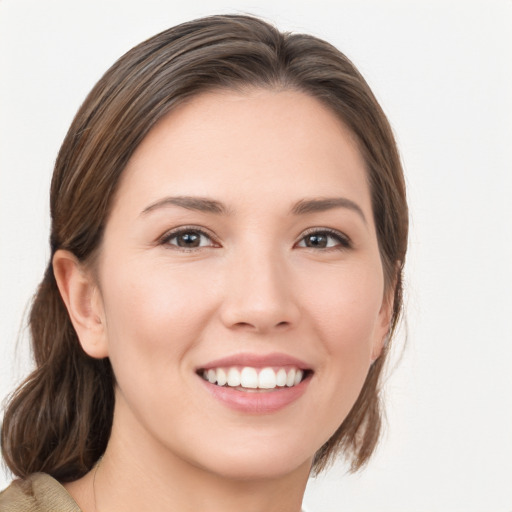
[
  {"x1": 141, "y1": 195, "x2": 366, "y2": 223},
  {"x1": 291, "y1": 197, "x2": 367, "y2": 223},
  {"x1": 141, "y1": 196, "x2": 229, "y2": 216}
]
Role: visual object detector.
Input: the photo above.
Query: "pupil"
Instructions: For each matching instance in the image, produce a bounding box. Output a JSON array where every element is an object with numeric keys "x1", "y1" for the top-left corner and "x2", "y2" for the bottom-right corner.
[
  {"x1": 307, "y1": 234, "x2": 327, "y2": 248},
  {"x1": 178, "y1": 232, "x2": 200, "y2": 247}
]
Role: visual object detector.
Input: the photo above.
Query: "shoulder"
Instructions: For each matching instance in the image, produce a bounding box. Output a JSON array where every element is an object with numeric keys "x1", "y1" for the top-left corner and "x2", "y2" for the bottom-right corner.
[{"x1": 0, "y1": 473, "x2": 81, "y2": 512}]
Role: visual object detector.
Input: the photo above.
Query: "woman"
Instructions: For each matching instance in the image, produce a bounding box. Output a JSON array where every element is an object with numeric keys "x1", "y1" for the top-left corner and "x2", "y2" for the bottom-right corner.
[{"x1": 0, "y1": 14, "x2": 407, "y2": 512}]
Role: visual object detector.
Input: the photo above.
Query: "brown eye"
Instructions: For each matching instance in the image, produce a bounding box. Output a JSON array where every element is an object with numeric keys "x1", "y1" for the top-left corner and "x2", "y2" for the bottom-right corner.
[
  {"x1": 297, "y1": 230, "x2": 350, "y2": 250},
  {"x1": 303, "y1": 233, "x2": 329, "y2": 248},
  {"x1": 163, "y1": 229, "x2": 215, "y2": 249},
  {"x1": 176, "y1": 232, "x2": 201, "y2": 247}
]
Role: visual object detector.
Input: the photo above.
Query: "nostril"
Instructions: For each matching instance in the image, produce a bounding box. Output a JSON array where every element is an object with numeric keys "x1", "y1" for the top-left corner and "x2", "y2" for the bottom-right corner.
[
  {"x1": 230, "y1": 320, "x2": 291, "y2": 332},
  {"x1": 233, "y1": 321, "x2": 255, "y2": 330}
]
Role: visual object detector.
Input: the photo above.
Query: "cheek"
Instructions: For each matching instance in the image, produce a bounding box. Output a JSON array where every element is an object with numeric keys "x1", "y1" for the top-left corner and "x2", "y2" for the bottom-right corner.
[
  {"x1": 306, "y1": 260, "x2": 384, "y2": 349},
  {"x1": 100, "y1": 262, "x2": 217, "y2": 381},
  {"x1": 304, "y1": 262, "x2": 384, "y2": 397}
]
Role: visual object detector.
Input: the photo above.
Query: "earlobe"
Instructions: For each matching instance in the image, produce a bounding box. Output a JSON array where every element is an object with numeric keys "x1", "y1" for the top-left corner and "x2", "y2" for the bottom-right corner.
[{"x1": 52, "y1": 250, "x2": 109, "y2": 359}]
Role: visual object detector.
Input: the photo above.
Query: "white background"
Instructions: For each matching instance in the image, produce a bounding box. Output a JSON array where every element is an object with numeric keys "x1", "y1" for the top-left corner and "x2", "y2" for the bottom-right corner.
[{"x1": 1, "y1": 1, "x2": 511, "y2": 511}]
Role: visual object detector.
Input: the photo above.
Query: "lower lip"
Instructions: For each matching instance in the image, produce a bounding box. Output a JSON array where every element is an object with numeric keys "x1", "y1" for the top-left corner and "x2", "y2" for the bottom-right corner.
[{"x1": 199, "y1": 376, "x2": 311, "y2": 414}]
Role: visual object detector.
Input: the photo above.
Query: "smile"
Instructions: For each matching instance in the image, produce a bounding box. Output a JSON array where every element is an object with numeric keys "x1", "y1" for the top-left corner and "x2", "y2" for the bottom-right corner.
[
  {"x1": 197, "y1": 353, "x2": 313, "y2": 412},
  {"x1": 200, "y1": 366, "x2": 307, "y2": 391}
]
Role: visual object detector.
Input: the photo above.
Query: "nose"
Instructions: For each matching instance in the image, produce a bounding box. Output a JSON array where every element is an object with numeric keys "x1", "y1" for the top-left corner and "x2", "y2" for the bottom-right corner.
[{"x1": 219, "y1": 248, "x2": 300, "y2": 334}]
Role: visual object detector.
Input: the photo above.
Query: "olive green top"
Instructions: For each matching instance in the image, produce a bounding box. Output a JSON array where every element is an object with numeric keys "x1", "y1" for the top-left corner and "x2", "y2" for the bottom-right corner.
[{"x1": 0, "y1": 473, "x2": 81, "y2": 512}]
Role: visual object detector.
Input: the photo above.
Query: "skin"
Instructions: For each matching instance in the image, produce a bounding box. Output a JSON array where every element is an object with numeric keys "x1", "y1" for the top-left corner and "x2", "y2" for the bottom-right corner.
[{"x1": 54, "y1": 89, "x2": 393, "y2": 512}]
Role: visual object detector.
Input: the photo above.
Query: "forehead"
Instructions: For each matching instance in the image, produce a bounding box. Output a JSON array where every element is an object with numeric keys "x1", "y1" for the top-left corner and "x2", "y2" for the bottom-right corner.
[{"x1": 114, "y1": 89, "x2": 372, "y2": 217}]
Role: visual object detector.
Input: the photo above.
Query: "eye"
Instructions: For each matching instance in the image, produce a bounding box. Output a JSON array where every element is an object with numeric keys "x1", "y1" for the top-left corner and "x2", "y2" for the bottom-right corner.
[
  {"x1": 296, "y1": 229, "x2": 351, "y2": 250},
  {"x1": 160, "y1": 227, "x2": 218, "y2": 250}
]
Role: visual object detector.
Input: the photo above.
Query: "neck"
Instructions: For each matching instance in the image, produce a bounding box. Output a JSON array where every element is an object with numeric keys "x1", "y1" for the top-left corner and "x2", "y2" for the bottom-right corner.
[
  {"x1": 67, "y1": 402, "x2": 311, "y2": 512},
  {"x1": 97, "y1": 449, "x2": 309, "y2": 512}
]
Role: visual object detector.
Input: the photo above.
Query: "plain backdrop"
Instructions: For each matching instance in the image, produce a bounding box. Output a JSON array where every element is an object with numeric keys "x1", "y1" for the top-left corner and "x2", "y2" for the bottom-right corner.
[{"x1": 1, "y1": 1, "x2": 511, "y2": 511}]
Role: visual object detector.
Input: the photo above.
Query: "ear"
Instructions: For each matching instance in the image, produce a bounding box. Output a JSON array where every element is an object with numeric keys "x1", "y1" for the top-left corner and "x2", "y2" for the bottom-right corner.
[
  {"x1": 53, "y1": 250, "x2": 109, "y2": 359},
  {"x1": 371, "y1": 285, "x2": 395, "y2": 363}
]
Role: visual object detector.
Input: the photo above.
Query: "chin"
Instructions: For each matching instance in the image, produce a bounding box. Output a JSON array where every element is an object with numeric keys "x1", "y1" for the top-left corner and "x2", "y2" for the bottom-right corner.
[
  {"x1": 198, "y1": 451, "x2": 313, "y2": 482},
  {"x1": 180, "y1": 429, "x2": 317, "y2": 482}
]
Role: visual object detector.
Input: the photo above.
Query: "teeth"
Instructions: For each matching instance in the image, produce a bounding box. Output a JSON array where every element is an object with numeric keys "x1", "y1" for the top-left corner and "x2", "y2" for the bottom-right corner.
[
  {"x1": 240, "y1": 367, "x2": 258, "y2": 388},
  {"x1": 276, "y1": 368, "x2": 287, "y2": 387},
  {"x1": 201, "y1": 366, "x2": 306, "y2": 390},
  {"x1": 258, "y1": 368, "x2": 276, "y2": 389},
  {"x1": 227, "y1": 368, "x2": 241, "y2": 387},
  {"x1": 216, "y1": 368, "x2": 227, "y2": 386},
  {"x1": 286, "y1": 368, "x2": 296, "y2": 387}
]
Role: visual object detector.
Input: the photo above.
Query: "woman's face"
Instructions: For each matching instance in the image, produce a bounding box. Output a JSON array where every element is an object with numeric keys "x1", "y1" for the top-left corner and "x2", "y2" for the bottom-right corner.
[{"x1": 92, "y1": 89, "x2": 391, "y2": 480}]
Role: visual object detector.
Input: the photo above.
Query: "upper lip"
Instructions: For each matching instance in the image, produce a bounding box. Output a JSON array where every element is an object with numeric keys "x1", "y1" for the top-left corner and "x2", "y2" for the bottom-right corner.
[{"x1": 198, "y1": 352, "x2": 312, "y2": 371}]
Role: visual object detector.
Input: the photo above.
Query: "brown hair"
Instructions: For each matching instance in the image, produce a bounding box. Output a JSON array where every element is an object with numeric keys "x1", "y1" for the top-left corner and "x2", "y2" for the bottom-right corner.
[{"x1": 1, "y1": 14, "x2": 407, "y2": 481}]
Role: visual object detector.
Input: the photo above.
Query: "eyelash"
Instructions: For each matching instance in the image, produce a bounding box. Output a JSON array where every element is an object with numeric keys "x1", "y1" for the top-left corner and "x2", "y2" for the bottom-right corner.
[
  {"x1": 295, "y1": 228, "x2": 352, "y2": 251},
  {"x1": 159, "y1": 226, "x2": 219, "y2": 251},
  {"x1": 159, "y1": 226, "x2": 351, "y2": 251}
]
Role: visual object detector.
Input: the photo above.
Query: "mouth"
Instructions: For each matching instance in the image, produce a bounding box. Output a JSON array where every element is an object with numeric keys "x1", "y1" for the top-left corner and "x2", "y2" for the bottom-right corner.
[
  {"x1": 196, "y1": 353, "x2": 313, "y2": 412},
  {"x1": 197, "y1": 366, "x2": 312, "y2": 392}
]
